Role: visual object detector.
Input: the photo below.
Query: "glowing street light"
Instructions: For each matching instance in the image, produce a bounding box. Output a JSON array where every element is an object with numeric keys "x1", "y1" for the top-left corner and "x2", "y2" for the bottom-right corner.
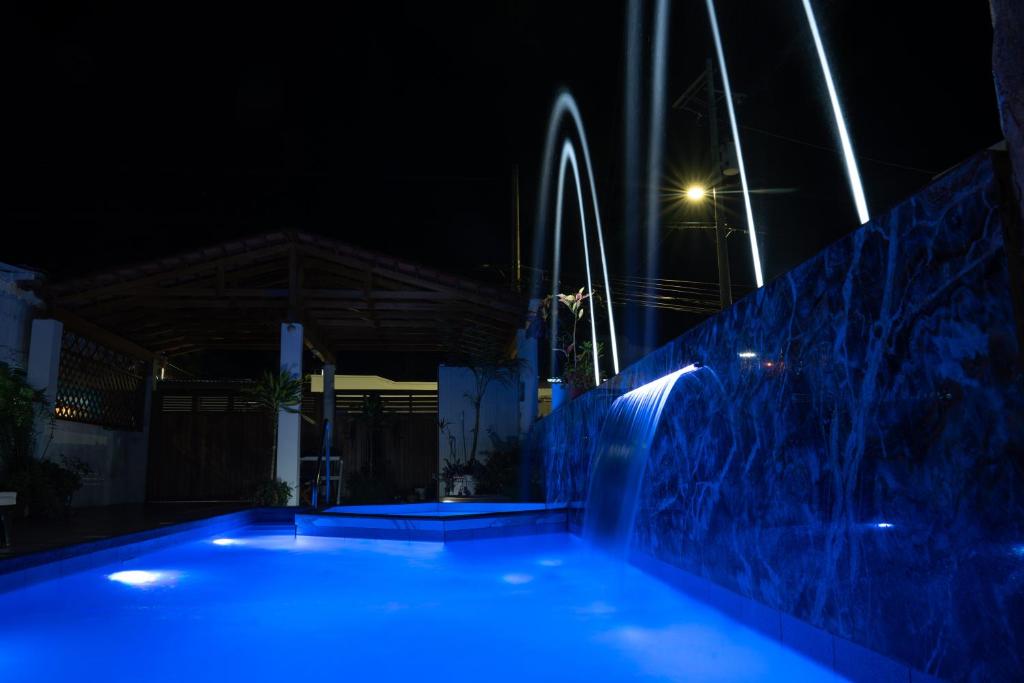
[
  {"x1": 681, "y1": 182, "x2": 730, "y2": 308},
  {"x1": 684, "y1": 185, "x2": 707, "y2": 202}
]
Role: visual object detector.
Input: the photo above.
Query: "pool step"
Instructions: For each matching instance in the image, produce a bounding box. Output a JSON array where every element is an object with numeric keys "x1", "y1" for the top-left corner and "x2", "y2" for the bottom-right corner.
[{"x1": 295, "y1": 507, "x2": 568, "y2": 543}]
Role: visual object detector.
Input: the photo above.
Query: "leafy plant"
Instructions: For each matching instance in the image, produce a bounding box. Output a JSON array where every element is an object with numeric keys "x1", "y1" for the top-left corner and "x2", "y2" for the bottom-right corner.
[
  {"x1": 463, "y1": 357, "x2": 526, "y2": 465},
  {"x1": 0, "y1": 361, "x2": 51, "y2": 479},
  {"x1": 246, "y1": 370, "x2": 313, "y2": 480},
  {"x1": 56, "y1": 455, "x2": 92, "y2": 497},
  {"x1": 562, "y1": 340, "x2": 604, "y2": 395},
  {"x1": 538, "y1": 289, "x2": 605, "y2": 395},
  {"x1": 252, "y1": 478, "x2": 293, "y2": 506},
  {"x1": 440, "y1": 455, "x2": 471, "y2": 497},
  {"x1": 438, "y1": 418, "x2": 463, "y2": 496},
  {"x1": 6, "y1": 455, "x2": 92, "y2": 519},
  {"x1": 473, "y1": 431, "x2": 520, "y2": 498}
]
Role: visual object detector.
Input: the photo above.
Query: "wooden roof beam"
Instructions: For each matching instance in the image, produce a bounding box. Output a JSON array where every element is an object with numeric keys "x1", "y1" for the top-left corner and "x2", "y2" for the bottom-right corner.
[
  {"x1": 54, "y1": 243, "x2": 291, "y2": 303},
  {"x1": 51, "y1": 307, "x2": 156, "y2": 361},
  {"x1": 300, "y1": 313, "x2": 336, "y2": 365}
]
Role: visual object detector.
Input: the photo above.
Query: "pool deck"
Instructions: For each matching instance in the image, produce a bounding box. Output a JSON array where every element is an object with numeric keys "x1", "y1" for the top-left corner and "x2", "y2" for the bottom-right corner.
[
  {"x1": 0, "y1": 504, "x2": 299, "y2": 595},
  {"x1": 0, "y1": 502, "x2": 251, "y2": 561}
]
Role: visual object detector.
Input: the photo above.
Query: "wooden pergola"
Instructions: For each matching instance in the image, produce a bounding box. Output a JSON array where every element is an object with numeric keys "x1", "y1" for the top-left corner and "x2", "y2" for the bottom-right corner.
[{"x1": 46, "y1": 231, "x2": 526, "y2": 364}]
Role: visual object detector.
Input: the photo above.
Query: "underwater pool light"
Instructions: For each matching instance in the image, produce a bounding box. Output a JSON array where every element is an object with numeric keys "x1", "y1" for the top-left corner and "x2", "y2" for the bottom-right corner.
[
  {"x1": 875, "y1": 522, "x2": 894, "y2": 529},
  {"x1": 108, "y1": 570, "x2": 161, "y2": 586},
  {"x1": 503, "y1": 573, "x2": 534, "y2": 585},
  {"x1": 538, "y1": 558, "x2": 564, "y2": 567},
  {"x1": 738, "y1": 351, "x2": 757, "y2": 359},
  {"x1": 212, "y1": 538, "x2": 240, "y2": 546}
]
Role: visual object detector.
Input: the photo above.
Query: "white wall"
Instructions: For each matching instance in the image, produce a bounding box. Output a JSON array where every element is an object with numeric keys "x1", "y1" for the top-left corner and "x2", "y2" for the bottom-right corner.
[
  {"x1": 437, "y1": 365, "x2": 521, "y2": 496},
  {"x1": 0, "y1": 264, "x2": 43, "y2": 368},
  {"x1": 44, "y1": 420, "x2": 150, "y2": 506},
  {"x1": 25, "y1": 316, "x2": 153, "y2": 508}
]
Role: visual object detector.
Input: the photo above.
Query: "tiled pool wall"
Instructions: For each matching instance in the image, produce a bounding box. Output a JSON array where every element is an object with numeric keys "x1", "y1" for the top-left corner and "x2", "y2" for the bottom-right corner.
[
  {"x1": 527, "y1": 151, "x2": 1024, "y2": 682},
  {"x1": 0, "y1": 507, "x2": 295, "y2": 595}
]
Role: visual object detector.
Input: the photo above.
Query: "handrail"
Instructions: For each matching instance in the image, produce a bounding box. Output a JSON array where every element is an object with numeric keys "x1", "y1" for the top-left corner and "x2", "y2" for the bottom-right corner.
[{"x1": 311, "y1": 419, "x2": 332, "y2": 510}]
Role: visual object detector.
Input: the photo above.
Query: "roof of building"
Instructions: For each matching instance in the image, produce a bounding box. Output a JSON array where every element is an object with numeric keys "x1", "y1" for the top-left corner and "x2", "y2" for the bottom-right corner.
[{"x1": 47, "y1": 230, "x2": 526, "y2": 361}]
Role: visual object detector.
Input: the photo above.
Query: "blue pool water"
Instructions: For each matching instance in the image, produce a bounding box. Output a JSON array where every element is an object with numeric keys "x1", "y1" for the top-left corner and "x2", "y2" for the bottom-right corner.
[{"x1": 0, "y1": 525, "x2": 846, "y2": 682}]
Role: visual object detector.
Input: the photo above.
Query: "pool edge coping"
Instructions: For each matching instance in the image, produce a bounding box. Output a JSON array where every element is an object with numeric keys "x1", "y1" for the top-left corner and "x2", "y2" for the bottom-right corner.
[{"x1": 310, "y1": 505, "x2": 568, "y2": 522}]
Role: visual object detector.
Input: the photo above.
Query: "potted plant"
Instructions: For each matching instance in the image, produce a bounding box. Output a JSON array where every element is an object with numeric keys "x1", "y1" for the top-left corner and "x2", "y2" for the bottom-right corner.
[{"x1": 251, "y1": 479, "x2": 293, "y2": 507}]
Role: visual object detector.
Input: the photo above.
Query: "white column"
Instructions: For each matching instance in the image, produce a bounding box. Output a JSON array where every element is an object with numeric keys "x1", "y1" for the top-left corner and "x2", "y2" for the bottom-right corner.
[
  {"x1": 322, "y1": 363, "x2": 335, "y2": 428},
  {"x1": 27, "y1": 319, "x2": 63, "y2": 458},
  {"x1": 322, "y1": 363, "x2": 336, "y2": 501},
  {"x1": 277, "y1": 322, "x2": 303, "y2": 505}
]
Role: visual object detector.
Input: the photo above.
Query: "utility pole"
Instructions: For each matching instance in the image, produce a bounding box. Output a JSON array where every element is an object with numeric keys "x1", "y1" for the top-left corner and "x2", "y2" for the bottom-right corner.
[
  {"x1": 706, "y1": 59, "x2": 732, "y2": 309},
  {"x1": 673, "y1": 60, "x2": 741, "y2": 311}
]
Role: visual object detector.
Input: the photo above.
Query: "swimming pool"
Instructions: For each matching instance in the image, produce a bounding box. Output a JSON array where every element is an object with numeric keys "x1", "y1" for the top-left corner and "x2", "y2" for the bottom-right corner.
[{"x1": 0, "y1": 520, "x2": 846, "y2": 682}]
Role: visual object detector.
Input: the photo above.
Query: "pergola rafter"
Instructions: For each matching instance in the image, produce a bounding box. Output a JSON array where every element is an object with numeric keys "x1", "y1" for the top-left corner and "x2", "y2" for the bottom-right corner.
[{"x1": 48, "y1": 231, "x2": 526, "y2": 363}]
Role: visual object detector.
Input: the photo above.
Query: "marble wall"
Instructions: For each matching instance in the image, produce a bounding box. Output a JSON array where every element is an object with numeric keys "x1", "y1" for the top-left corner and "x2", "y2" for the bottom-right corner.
[{"x1": 527, "y1": 152, "x2": 1024, "y2": 682}]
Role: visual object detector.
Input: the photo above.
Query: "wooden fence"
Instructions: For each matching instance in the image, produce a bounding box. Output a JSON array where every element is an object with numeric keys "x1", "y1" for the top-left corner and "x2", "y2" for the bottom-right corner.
[{"x1": 148, "y1": 381, "x2": 438, "y2": 501}]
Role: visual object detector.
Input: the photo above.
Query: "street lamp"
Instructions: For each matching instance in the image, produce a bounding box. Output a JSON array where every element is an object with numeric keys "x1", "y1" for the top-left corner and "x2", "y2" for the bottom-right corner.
[
  {"x1": 684, "y1": 184, "x2": 707, "y2": 202},
  {"x1": 681, "y1": 181, "x2": 731, "y2": 309}
]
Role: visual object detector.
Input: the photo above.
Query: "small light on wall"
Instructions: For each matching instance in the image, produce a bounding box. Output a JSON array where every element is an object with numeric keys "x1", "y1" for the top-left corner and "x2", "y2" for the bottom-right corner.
[
  {"x1": 875, "y1": 522, "x2": 894, "y2": 529},
  {"x1": 738, "y1": 351, "x2": 757, "y2": 359}
]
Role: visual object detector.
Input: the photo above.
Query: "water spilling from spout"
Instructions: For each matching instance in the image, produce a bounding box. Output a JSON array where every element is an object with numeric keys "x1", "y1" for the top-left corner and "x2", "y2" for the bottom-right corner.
[{"x1": 583, "y1": 364, "x2": 701, "y2": 555}]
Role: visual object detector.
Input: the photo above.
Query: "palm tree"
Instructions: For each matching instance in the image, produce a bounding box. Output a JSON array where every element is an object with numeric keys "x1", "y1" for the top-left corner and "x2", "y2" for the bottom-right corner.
[{"x1": 247, "y1": 370, "x2": 305, "y2": 480}]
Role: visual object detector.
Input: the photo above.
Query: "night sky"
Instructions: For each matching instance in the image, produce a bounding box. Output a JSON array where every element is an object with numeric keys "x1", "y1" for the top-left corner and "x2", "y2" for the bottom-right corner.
[{"x1": 5, "y1": 1, "x2": 1003, "y2": 350}]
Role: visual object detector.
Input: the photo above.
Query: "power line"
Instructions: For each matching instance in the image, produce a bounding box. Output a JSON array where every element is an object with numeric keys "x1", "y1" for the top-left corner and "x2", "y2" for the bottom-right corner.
[{"x1": 739, "y1": 124, "x2": 940, "y2": 175}]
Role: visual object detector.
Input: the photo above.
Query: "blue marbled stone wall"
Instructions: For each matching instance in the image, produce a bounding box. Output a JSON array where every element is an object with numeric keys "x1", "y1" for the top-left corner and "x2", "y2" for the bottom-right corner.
[{"x1": 527, "y1": 152, "x2": 1024, "y2": 682}]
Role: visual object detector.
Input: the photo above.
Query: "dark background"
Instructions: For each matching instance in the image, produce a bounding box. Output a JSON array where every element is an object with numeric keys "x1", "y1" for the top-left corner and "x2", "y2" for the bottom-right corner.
[{"x1": 3, "y1": 1, "x2": 1003, "y2": 361}]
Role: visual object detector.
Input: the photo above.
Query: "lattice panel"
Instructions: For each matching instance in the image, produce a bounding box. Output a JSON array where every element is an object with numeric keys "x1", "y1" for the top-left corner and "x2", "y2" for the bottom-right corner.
[{"x1": 55, "y1": 331, "x2": 147, "y2": 430}]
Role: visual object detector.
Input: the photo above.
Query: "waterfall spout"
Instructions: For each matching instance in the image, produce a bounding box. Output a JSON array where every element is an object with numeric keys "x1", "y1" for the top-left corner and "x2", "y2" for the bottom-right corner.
[{"x1": 583, "y1": 364, "x2": 701, "y2": 554}]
